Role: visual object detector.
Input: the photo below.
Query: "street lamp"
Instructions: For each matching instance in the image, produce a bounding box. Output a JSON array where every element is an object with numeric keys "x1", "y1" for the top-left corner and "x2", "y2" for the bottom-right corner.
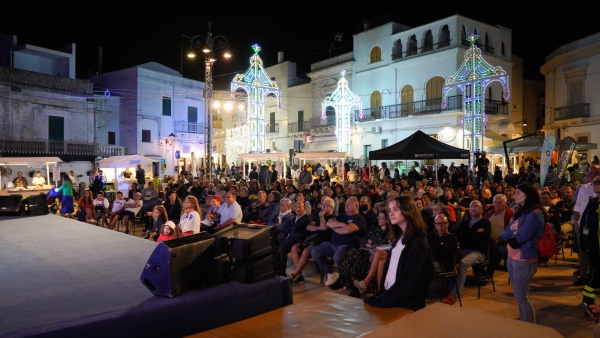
[{"x1": 189, "y1": 21, "x2": 231, "y2": 181}]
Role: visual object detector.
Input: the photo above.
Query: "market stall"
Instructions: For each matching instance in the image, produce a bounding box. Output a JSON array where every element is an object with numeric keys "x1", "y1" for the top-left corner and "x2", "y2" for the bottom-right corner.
[
  {"x1": 0, "y1": 157, "x2": 63, "y2": 195},
  {"x1": 97, "y1": 155, "x2": 157, "y2": 193},
  {"x1": 238, "y1": 153, "x2": 289, "y2": 181},
  {"x1": 294, "y1": 152, "x2": 347, "y2": 181}
]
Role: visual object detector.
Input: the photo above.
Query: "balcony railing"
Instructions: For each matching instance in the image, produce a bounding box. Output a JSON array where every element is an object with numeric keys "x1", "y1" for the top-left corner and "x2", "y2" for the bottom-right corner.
[
  {"x1": 100, "y1": 146, "x2": 125, "y2": 158},
  {"x1": 267, "y1": 123, "x2": 279, "y2": 133},
  {"x1": 461, "y1": 39, "x2": 494, "y2": 53},
  {"x1": 310, "y1": 115, "x2": 336, "y2": 128},
  {"x1": 391, "y1": 40, "x2": 452, "y2": 60},
  {"x1": 555, "y1": 103, "x2": 590, "y2": 121},
  {"x1": 0, "y1": 138, "x2": 98, "y2": 156},
  {"x1": 356, "y1": 95, "x2": 463, "y2": 122},
  {"x1": 174, "y1": 121, "x2": 205, "y2": 134},
  {"x1": 484, "y1": 99, "x2": 508, "y2": 115},
  {"x1": 288, "y1": 121, "x2": 311, "y2": 133}
]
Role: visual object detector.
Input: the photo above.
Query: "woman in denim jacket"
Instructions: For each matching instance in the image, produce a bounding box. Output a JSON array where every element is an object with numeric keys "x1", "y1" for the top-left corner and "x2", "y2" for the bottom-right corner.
[{"x1": 502, "y1": 184, "x2": 545, "y2": 323}]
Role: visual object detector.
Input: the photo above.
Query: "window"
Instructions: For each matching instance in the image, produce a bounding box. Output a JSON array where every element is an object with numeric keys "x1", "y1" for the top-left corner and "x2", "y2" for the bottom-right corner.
[
  {"x1": 461, "y1": 26, "x2": 468, "y2": 46},
  {"x1": 392, "y1": 39, "x2": 402, "y2": 58},
  {"x1": 401, "y1": 85, "x2": 414, "y2": 115},
  {"x1": 298, "y1": 110, "x2": 304, "y2": 130},
  {"x1": 407, "y1": 35, "x2": 417, "y2": 56},
  {"x1": 188, "y1": 106, "x2": 198, "y2": 122},
  {"x1": 382, "y1": 139, "x2": 388, "y2": 148},
  {"x1": 364, "y1": 145, "x2": 372, "y2": 162},
  {"x1": 108, "y1": 132, "x2": 116, "y2": 145},
  {"x1": 426, "y1": 77, "x2": 444, "y2": 101},
  {"x1": 48, "y1": 116, "x2": 64, "y2": 141},
  {"x1": 162, "y1": 97, "x2": 172, "y2": 116},
  {"x1": 577, "y1": 136, "x2": 589, "y2": 143},
  {"x1": 370, "y1": 91, "x2": 382, "y2": 108},
  {"x1": 569, "y1": 81, "x2": 584, "y2": 105},
  {"x1": 142, "y1": 129, "x2": 151, "y2": 143},
  {"x1": 270, "y1": 112, "x2": 276, "y2": 132},
  {"x1": 423, "y1": 30, "x2": 433, "y2": 52},
  {"x1": 484, "y1": 33, "x2": 492, "y2": 53},
  {"x1": 370, "y1": 46, "x2": 382, "y2": 63},
  {"x1": 325, "y1": 106, "x2": 336, "y2": 117},
  {"x1": 439, "y1": 25, "x2": 450, "y2": 48},
  {"x1": 501, "y1": 42, "x2": 505, "y2": 56}
]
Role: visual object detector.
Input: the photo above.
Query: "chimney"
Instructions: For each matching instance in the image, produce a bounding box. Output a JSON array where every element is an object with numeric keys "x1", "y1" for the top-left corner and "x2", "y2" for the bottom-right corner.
[
  {"x1": 98, "y1": 47, "x2": 103, "y2": 74},
  {"x1": 363, "y1": 20, "x2": 370, "y2": 31},
  {"x1": 278, "y1": 51, "x2": 284, "y2": 63}
]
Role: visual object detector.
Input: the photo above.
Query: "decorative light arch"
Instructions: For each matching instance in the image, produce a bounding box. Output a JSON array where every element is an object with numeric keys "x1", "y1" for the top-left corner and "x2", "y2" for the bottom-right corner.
[
  {"x1": 231, "y1": 44, "x2": 281, "y2": 153},
  {"x1": 442, "y1": 34, "x2": 510, "y2": 154},
  {"x1": 224, "y1": 124, "x2": 250, "y2": 164},
  {"x1": 321, "y1": 70, "x2": 362, "y2": 154}
]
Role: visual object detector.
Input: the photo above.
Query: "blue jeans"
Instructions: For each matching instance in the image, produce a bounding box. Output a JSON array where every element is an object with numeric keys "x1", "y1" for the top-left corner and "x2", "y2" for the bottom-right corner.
[
  {"x1": 507, "y1": 257, "x2": 537, "y2": 323},
  {"x1": 452, "y1": 248, "x2": 486, "y2": 297},
  {"x1": 311, "y1": 242, "x2": 352, "y2": 275}
]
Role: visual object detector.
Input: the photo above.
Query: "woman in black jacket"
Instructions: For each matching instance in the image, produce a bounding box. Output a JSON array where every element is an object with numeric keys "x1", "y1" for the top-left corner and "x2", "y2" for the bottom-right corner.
[{"x1": 364, "y1": 196, "x2": 434, "y2": 311}]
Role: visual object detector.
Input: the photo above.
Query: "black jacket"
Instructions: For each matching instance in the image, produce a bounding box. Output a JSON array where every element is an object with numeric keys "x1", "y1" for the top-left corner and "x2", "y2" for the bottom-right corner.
[
  {"x1": 456, "y1": 218, "x2": 491, "y2": 254},
  {"x1": 364, "y1": 234, "x2": 434, "y2": 311}
]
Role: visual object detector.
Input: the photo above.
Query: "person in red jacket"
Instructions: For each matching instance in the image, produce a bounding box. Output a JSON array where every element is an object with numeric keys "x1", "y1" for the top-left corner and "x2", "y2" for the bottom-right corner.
[{"x1": 481, "y1": 194, "x2": 515, "y2": 281}]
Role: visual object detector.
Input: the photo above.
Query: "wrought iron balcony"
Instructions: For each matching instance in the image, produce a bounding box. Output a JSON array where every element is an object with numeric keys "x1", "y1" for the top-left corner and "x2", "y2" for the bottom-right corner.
[
  {"x1": 484, "y1": 99, "x2": 508, "y2": 115},
  {"x1": 267, "y1": 123, "x2": 279, "y2": 133},
  {"x1": 288, "y1": 121, "x2": 311, "y2": 133},
  {"x1": 100, "y1": 146, "x2": 125, "y2": 158},
  {"x1": 356, "y1": 95, "x2": 463, "y2": 122},
  {"x1": 0, "y1": 138, "x2": 98, "y2": 157},
  {"x1": 391, "y1": 40, "x2": 452, "y2": 60},
  {"x1": 310, "y1": 115, "x2": 336, "y2": 128},
  {"x1": 554, "y1": 103, "x2": 590, "y2": 121},
  {"x1": 174, "y1": 121, "x2": 205, "y2": 134}
]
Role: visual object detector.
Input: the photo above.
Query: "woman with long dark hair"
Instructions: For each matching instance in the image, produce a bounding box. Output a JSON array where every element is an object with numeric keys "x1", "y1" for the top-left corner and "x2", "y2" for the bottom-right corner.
[
  {"x1": 55, "y1": 174, "x2": 74, "y2": 215},
  {"x1": 501, "y1": 184, "x2": 545, "y2": 323},
  {"x1": 364, "y1": 196, "x2": 433, "y2": 310}
]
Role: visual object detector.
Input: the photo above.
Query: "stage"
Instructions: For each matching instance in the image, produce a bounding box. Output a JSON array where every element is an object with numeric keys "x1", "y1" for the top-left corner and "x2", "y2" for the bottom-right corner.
[{"x1": 0, "y1": 215, "x2": 291, "y2": 337}]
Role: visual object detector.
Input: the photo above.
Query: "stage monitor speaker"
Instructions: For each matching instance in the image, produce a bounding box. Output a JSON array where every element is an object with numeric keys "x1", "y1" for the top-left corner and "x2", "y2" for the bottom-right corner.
[
  {"x1": 0, "y1": 195, "x2": 24, "y2": 216},
  {"x1": 25, "y1": 193, "x2": 47, "y2": 206},
  {"x1": 233, "y1": 253, "x2": 277, "y2": 284},
  {"x1": 214, "y1": 225, "x2": 277, "y2": 260},
  {"x1": 140, "y1": 232, "x2": 215, "y2": 297}
]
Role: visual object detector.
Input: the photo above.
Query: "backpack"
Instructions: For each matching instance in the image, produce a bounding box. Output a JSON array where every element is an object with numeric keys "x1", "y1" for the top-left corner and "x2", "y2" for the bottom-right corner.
[{"x1": 537, "y1": 222, "x2": 557, "y2": 262}]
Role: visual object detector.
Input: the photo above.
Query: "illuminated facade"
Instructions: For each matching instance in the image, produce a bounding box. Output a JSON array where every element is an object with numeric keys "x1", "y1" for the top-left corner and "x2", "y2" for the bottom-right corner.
[
  {"x1": 231, "y1": 44, "x2": 281, "y2": 153},
  {"x1": 322, "y1": 70, "x2": 362, "y2": 153},
  {"x1": 442, "y1": 34, "x2": 510, "y2": 153}
]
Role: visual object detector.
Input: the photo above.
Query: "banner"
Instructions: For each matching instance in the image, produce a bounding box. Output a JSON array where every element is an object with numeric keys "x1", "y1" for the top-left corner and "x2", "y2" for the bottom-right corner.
[
  {"x1": 555, "y1": 136, "x2": 576, "y2": 187},
  {"x1": 540, "y1": 133, "x2": 556, "y2": 186}
]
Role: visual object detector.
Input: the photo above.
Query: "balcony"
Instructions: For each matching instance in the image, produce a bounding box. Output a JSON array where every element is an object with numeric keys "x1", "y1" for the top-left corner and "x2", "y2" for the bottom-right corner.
[
  {"x1": 174, "y1": 121, "x2": 205, "y2": 134},
  {"x1": 554, "y1": 103, "x2": 590, "y2": 121},
  {"x1": 484, "y1": 99, "x2": 508, "y2": 116},
  {"x1": 267, "y1": 123, "x2": 279, "y2": 134},
  {"x1": 310, "y1": 115, "x2": 336, "y2": 128},
  {"x1": 288, "y1": 121, "x2": 311, "y2": 133},
  {"x1": 0, "y1": 138, "x2": 98, "y2": 157},
  {"x1": 461, "y1": 39, "x2": 494, "y2": 53},
  {"x1": 356, "y1": 95, "x2": 463, "y2": 122},
  {"x1": 100, "y1": 146, "x2": 124, "y2": 158},
  {"x1": 391, "y1": 40, "x2": 452, "y2": 60}
]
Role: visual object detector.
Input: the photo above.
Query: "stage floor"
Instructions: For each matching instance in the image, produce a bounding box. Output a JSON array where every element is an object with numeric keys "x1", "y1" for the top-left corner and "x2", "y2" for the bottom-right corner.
[{"x1": 0, "y1": 215, "x2": 157, "y2": 337}]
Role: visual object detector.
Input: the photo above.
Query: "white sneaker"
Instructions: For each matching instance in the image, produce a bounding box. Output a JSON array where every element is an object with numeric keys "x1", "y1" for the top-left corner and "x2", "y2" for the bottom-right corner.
[{"x1": 325, "y1": 272, "x2": 339, "y2": 286}]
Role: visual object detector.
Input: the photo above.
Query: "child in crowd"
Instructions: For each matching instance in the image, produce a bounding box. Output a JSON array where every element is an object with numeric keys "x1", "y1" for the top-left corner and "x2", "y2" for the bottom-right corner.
[
  {"x1": 157, "y1": 221, "x2": 177, "y2": 243},
  {"x1": 92, "y1": 191, "x2": 109, "y2": 225}
]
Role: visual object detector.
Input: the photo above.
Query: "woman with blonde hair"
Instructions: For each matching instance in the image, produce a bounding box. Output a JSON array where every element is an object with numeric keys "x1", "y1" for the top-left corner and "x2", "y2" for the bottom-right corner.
[
  {"x1": 179, "y1": 196, "x2": 201, "y2": 236},
  {"x1": 364, "y1": 196, "x2": 434, "y2": 310}
]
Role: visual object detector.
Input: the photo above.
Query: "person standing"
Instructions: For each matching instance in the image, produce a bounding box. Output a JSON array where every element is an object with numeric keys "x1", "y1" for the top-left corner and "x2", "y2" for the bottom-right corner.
[
  {"x1": 54, "y1": 174, "x2": 74, "y2": 215},
  {"x1": 573, "y1": 165, "x2": 600, "y2": 286},
  {"x1": 502, "y1": 184, "x2": 545, "y2": 323},
  {"x1": 581, "y1": 175, "x2": 600, "y2": 309},
  {"x1": 298, "y1": 164, "x2": 313, "y2": 186},
  {"x1": 136, "y1": 164, "x2": 146, "y2": 190}
]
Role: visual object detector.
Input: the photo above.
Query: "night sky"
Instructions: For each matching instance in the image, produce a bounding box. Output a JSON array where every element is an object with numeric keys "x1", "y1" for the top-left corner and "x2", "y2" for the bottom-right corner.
[{"x1": 2, "y1": 1, "x2": 600, "y2": 89}]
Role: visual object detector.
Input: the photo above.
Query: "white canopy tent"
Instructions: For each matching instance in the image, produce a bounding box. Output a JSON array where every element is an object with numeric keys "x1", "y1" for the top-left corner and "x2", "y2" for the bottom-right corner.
[
  {"x1": 0, "y1": 157, "x2": 62, "y2": 191},
  {"x1": 238, "y1": 152, "x2": 290, "y2": 181},
  {"x1": 97, "y1": 155, "x2": 157, "y2": 192}
]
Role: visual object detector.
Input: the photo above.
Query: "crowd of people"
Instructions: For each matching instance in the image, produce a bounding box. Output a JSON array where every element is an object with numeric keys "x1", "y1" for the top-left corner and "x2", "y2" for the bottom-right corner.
[{"x1": 63, "y1": 156, "x2": 600, "y2": 330}]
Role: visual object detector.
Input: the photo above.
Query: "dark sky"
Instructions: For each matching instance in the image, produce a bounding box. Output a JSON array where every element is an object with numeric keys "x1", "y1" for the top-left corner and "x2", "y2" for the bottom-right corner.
[{"x1": 2, "y1": 1, "x2": 600, "y2": 89}]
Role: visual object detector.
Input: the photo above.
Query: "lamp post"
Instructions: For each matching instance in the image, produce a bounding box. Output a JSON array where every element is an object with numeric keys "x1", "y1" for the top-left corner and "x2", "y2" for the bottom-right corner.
[{"x1": 188, "y1": 22, "x2": 231, "y2": 181}]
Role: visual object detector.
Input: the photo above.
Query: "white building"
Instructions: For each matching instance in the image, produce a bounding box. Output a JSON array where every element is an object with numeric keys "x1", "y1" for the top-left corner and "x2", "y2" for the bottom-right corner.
[
  {"x1": 91, "y1": 62, "x2": 206, "y2": 176},
  {"x1": 540, "y1": 32, "x2": 600, "y2": 163}
]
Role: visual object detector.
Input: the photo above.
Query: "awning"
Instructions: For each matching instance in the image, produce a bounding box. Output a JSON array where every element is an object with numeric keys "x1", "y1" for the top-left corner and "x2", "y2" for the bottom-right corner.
[
  {"x1": 238, "y1": 152, "x2": 289, "y2": 160},
  {"x1": 302, "y1": 136, "x2": 338, "y2": 152},
  {"x1": 486, "y1": 137, "x2": 598, "y2": 154},
  {"x1": 294, "y1": 152, "x2": 347, "y2": 160},
  {"x1": 0, "y1": 157, "x2": 62, "y2": 165},
  {"x1": 485, "y1": 130, "x2": 510, "y2": 142}
]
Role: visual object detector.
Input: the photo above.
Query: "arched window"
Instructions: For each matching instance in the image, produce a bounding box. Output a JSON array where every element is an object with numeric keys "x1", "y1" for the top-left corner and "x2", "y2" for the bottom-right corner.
[
  {"x1": 401, "y1": 85, "x2": 414, "y2": 115},
  {"x1": 423, "y1": 30, "x2": 433, "y2": 52},
  {"x1": 440, "y1": 25, "x2": 450, "y2": 48},
  {"x1": 485, "y1": 33, "x2": 492, "y2": 53},
  {"x1": 370, "y1": 91, "x2": 382, "y2": 108},
  {"x1": 501, "y1": 42, "x2": 505, "y2": 56},
  {"x1": 488, "y1": 87, "x2": 493, "y2": 101},
  {"x1": 407, "y1": 35, "x2": 417, "y2": 56},
  {"x1": 426, "y1": 77, "x2": 444, "y2": 105},
  {"x1": 392, "y1": 39, "x2": 402, "y2": 59},
  {"x1": 370, "y1": 46, "x2": 382, "y2": 63},
  {"x1": 461, "y1": 26, "x2": 468, "y2": 46},
  {"x1": 325, "y1": 106, "x2": 336, "y2": 117}
]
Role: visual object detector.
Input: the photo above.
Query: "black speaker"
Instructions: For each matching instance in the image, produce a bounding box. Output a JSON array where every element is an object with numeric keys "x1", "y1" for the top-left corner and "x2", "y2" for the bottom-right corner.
[
  {"x1": 25, "y1": 193, "x2": 47, "y2": 206},
  {"x1": 0, "y1": 195, "x2": 24, "y2": 216},
  {"x1": 140, "y1": 232, "x2": 215, "y2": 297},
  {"x1": 214, "y1": 225, "x2": 277, "y2": 259},
  {"x1": 233, "y1": 254, "x2": 278, "y2": 284}
]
